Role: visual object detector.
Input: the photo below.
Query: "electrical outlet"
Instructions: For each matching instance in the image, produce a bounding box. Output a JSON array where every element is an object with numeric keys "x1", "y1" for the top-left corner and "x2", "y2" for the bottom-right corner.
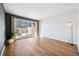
[
  {"x1": 68, "y1": 38, "x2": 71, "y2": 43},
  {"x1": 68, "y1": 39, "x2": 70, "y2": 42}
]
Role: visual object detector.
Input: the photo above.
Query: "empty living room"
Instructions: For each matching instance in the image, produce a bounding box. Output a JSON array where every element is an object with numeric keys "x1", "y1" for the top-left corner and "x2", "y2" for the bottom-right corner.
[{"x1": 0, "y1": 2, "x2": 79, "y2": 57}]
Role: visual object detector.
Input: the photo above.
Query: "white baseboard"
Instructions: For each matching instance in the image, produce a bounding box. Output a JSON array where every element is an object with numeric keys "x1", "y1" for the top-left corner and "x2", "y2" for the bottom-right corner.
[{"x1": 0, "y1": 45, "x2": 5, "y2": 56}]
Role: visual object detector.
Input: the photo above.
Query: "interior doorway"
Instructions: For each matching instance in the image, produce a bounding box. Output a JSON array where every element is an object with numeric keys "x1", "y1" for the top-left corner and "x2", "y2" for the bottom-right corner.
[{"x1": 11, "y1": 16, "x2": 38, "y2": 40}]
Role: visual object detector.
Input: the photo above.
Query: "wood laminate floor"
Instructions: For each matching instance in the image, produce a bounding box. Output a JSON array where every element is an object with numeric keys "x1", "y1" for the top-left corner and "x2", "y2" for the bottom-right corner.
[{"x1": 3, "y1": 37, "x2": 79, "y2": 56}]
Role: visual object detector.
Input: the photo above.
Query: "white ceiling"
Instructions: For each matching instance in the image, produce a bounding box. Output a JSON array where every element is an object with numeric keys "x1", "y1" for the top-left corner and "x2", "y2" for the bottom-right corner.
[{"x1": 3, "y1": 3, "x2": 79, "y2": 20}]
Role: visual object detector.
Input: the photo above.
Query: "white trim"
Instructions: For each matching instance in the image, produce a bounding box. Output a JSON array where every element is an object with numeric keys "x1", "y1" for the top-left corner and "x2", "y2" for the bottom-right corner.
[{"x1": 0, "y1": 45, "x2": 5, "y2": 56}]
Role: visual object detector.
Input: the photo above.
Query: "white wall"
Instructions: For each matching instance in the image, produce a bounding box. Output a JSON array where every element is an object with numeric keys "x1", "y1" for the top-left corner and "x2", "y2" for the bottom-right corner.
[
  {"x1": 40, "y1": 9, "x2": 78, "y2": 44},
  {"x1": 77, "y1": 9, "x2": 79, "y2": 51}
]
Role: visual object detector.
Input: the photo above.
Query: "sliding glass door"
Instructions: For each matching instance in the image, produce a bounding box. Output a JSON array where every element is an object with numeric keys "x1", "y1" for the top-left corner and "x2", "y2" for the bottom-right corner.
[{"x1": 11, "y1": 16, "x2": 38, "y2": 40}]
